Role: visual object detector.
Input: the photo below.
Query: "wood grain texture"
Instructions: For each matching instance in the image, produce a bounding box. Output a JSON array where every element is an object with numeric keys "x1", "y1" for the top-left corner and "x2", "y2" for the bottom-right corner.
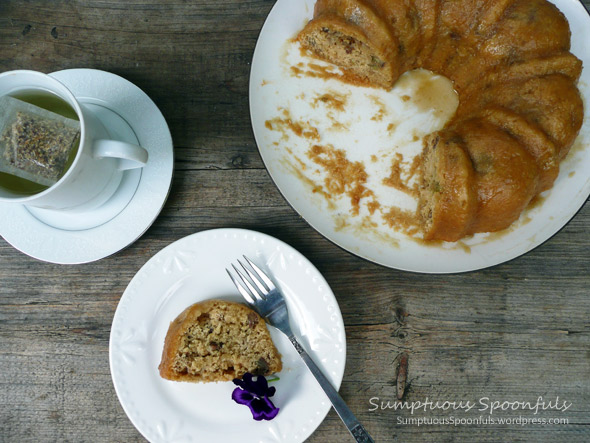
[{"x1": 1, "y1": 0, "x2": 590, "y2": 442}]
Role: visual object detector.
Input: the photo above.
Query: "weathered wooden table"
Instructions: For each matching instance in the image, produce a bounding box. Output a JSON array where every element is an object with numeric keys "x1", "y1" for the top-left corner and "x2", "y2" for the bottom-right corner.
[{"x1": 1, "y1": 1, "x2": 589, "y2": 442}]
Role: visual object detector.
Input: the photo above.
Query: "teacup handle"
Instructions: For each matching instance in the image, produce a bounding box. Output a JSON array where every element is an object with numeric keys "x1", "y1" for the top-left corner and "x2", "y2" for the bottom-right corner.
[{"x1": 93, "y1": 139, "x2": 149, "y2": 170}]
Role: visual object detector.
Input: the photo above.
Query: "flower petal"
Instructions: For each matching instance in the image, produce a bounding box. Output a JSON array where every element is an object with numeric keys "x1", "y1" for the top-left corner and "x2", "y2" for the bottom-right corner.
[
  {"x1": 249, "y1": 396, "x2": 280, "y2": 421},
  {"x1": 234, "y1": 372, "x2": 271, "y2": 397},
  {"x1": 233, "y1": 372, "x2": 253, "y2": 390},
  {"x1": 231, "y1": 387, "x2": 254, "y2": 405},
  {"x1": 252, "y1": 374, "x2": 269, "y2": 396}
]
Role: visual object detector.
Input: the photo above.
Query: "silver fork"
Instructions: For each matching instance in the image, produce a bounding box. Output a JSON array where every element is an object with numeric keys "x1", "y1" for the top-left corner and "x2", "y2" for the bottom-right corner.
[{"x1": 227, "y1": 256, "x2": 375, "y2": 443}]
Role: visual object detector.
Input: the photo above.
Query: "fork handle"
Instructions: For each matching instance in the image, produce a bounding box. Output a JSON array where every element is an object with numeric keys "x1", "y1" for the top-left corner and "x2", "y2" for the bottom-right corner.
[{"x1": 289, "y1": 336, "x2": 375, "y2": 443}]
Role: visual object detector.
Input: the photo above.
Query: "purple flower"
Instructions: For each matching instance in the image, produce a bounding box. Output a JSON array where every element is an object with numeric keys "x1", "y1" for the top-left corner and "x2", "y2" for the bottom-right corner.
[{"x1": 232, "y1": 372, "x2": 279, "y2": 421}]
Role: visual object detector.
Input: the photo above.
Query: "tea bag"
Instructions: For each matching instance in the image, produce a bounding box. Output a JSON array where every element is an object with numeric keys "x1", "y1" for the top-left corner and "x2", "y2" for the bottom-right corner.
[{"x1": 0, "y1": 95, "x2": 80, "y2": 187}]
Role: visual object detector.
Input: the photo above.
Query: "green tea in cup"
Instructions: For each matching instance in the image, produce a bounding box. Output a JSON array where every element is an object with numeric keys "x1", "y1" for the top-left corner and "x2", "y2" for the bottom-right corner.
[{"x1": 11, "y1": 88, "x2": 79, "y2": 120}]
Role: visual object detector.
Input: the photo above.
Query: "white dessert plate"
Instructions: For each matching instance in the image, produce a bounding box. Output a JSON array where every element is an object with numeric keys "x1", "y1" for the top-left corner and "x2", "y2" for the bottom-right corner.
[
  {"x1": 249, "y1": 0, "x2": 590, "y2": 273},
  {"x1": 109, "y1": 228, "x2": 346, "y2": 443},
  {"x1": 0, "y1": 69, "x2": 174, "y2": 264}
]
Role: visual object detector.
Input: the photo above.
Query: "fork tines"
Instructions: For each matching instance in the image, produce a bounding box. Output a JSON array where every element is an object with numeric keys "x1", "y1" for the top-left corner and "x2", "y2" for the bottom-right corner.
[{"x1": 226, "y1": 256, "x2": 275, "y2": 304}]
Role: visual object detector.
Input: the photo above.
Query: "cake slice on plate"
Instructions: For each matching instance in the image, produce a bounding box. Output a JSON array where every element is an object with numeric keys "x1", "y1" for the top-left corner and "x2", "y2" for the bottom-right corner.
[{"x1": 159, "y1": 299, "x2": 282, "y2": 383}]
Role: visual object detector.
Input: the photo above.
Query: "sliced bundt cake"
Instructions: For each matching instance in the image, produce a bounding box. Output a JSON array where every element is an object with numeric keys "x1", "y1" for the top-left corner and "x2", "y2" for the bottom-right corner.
[{"x1": 297, "y1": 0, "x2": 584, "y2": 241}]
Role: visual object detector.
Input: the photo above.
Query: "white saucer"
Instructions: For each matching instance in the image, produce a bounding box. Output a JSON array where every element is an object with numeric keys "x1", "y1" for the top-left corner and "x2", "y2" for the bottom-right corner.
[
  {"x1": 0, "y1": 69, "x2": 174, "y2": 264},
  {"x1": 109, "y1": 228, "x2": 346, "y2": 443}
]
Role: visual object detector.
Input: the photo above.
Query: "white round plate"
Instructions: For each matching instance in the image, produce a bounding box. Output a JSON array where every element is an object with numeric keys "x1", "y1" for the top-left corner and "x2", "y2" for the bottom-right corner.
[
  {"x1": 249, "y1": 0, "x2": 590, "y2": 273},
  {"x1": 109, "y1": 228, "x2": 346, "y2": 443},
  {"x1": 0, "y1": 69, "x2": 174, "y2": 264}
]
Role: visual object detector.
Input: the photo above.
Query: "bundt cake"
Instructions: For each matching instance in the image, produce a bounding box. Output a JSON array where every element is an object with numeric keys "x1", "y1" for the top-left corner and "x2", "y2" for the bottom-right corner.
[
  {"x1": 297, "y1": 0, "x2": 584, "y2": 242},
  {"x1": 159, "y1": 299, "x2": 282, "y2": 383}
]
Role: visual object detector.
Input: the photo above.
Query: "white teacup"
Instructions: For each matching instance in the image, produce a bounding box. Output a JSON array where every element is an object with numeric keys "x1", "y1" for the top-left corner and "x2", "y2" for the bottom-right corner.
[{"x1": 0, "y1": 70, "x2": 148, "y2": 210}]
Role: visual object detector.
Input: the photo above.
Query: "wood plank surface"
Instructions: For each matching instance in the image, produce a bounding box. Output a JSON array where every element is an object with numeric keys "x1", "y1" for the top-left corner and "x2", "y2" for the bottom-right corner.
[{"x1": 1, "y1": 1, "x2": 589, "y2": 442}]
